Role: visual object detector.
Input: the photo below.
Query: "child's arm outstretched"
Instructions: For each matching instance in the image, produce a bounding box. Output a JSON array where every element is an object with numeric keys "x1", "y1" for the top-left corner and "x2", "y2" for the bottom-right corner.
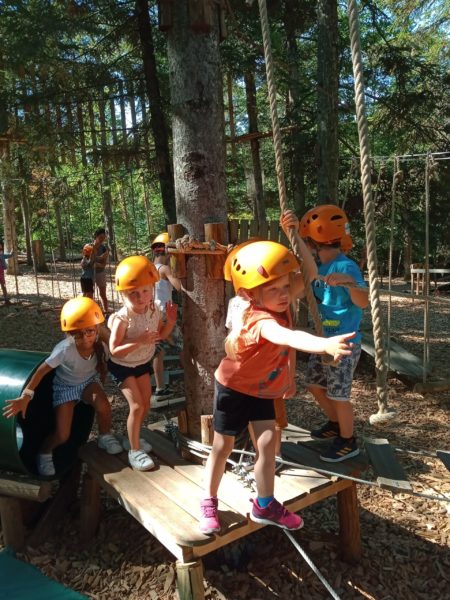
[
  {"x1": 109, "y1": 316, "x2": 160, "y2": 358},
  {"x1": 158, "y1": 301, "x2": 178, "y2": 339},
  {"x1": 2, "y1": 362, "x2": 54, "y2": 418},
  {"x1": 260, "y1": 320, "x2": 355, "y2": 361},
  {"x1": 321, "y1": 272, "x2": 369, "y2": 308}
]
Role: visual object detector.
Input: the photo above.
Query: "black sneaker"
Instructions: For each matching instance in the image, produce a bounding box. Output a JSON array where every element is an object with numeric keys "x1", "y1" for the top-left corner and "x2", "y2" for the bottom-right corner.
[
  {"x1": 153, "y1": 386, "x2": 173, "y2": 400},
  {"x1": 320, "y1": 436, "x2": 360, "y2": 462},
  {"x1": 310, "y1": 420, "x2": 340, "y2": 440}
]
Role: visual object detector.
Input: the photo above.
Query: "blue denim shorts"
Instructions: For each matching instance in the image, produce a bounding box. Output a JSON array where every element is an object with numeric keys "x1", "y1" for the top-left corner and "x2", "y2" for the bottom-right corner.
[
  {"x1": 52, "y1": 374, "x2": 101, "y2": 408},
  {"x1": 305, "y1": 344, "x2": 361, "y2": 401}
]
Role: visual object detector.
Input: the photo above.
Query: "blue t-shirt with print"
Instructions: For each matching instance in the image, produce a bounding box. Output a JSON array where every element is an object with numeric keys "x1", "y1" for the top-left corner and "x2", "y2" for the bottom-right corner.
[{"x1": 313, "y1": 253, "x2": 366, "y2": 343}]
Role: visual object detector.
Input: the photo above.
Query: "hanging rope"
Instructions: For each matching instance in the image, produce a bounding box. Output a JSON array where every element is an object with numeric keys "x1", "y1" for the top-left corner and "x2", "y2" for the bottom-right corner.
[
  {"x1": 386, "y1": 159, "x2": 402, "y2": 372},
  {"x1": 347, "y1": 0, "x2": 392, "y2": 423},
  {"x1": 423, "y1": 154, "x2": 431, "y2": 382},
  {"x1": 257, "y1": 0, "x2": 324, "y2": 338}
]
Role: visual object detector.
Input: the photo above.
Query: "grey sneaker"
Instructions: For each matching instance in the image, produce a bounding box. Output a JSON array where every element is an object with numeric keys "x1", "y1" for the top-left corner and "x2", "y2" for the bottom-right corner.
[
  {"x1": 122, "y1": 437, "x2": 152, "y2": 453},
  {"x1": 98, "y1": 434, "x2": 123, "y2": 455},
  {"x1": 37, "y1": 453, "x2": 55, "y2": 476}
]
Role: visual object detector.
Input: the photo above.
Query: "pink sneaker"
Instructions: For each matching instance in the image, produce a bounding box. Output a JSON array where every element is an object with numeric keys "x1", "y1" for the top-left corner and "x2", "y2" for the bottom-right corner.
[
  {"x1": 250, "y1": 498, "x2": 304, "y2": 530},
  {"x1": 199, "y1": 497, "x2": 220, "y2": 534}
]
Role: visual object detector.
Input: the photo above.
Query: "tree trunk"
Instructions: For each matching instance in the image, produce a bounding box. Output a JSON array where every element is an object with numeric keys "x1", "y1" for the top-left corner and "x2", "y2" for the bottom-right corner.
[
  {"x1": 226, "y1": 72, "x2": 237, "y2": 162},
  {"x1": 317, "y1": 0, "x2": 339, "y2": 204},
  {"x1": 167, "y1": 2, "x2": 227, "y2": 438},
  {"x1": 284, "y1": 0, "x2": 306, "y2": 214},
  {"x1": 244, "y1": 70, "x2": 266, "y2": 224},
  {"x1": 135, "y1": 0, "x2": 176, "y2": 224},
  {"x1": 97, "y1": 103, "x2": 117, "y2": 261},
  {"x1": 53, "y1": 198, "x2": 66, "y2": 260},
  {"x1": 2, "y1": 181, "x2": 19, "y2": 275}
]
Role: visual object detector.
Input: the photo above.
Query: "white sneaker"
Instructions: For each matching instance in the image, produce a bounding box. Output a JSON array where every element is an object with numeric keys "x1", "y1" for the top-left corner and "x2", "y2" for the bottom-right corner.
[
  {"x1": 98, "y1": 434, "x2": 123, "y2": 455},
  {"x1": 121, "y1": 437, "x2": 152, "y2": 453},
  {"x1": 37, "y1": 453, "x2": 55, "y2": 476},
  {"x1": 128, "y1": 450, "x2": 155, "y2": 471}
]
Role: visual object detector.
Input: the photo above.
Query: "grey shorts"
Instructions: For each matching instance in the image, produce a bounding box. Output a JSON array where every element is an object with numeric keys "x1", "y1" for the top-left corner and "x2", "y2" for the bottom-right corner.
[{"x1": 305, "y1": 344, "x2": 361, "y2": 401}]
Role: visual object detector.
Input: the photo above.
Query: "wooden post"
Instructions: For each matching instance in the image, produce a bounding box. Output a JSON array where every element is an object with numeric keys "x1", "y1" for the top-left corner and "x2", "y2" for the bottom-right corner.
[
  {"x1": 200, "y1": 415, "x2": 214, "y2": 446},
  {"x1": 336, "y1": 483, "x2": 361, "y2": 564},
  {"x1": 168, "y1": 224, "x2": 187, "y2": 278},
  {"x1": 0, "y1": 496, "x2": 25, "y2": 550},
  {"x1": 204, "y1": 223, "x2": 226, "y2": 279},
  {"x1": 176, "y1": 559, "x2": 205, "y2": 600},
  {"x1": 80, "y1": 472, "x2": 101, "y2": 543},
  {"x1": 32, "y1": 240, "x2": 49, "y2": 273}
]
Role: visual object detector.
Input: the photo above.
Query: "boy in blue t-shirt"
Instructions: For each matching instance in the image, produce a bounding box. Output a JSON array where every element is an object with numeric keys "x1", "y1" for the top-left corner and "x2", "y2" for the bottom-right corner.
[{"x1": 282, "y1": 206, "x2": 368, "y2": 462}]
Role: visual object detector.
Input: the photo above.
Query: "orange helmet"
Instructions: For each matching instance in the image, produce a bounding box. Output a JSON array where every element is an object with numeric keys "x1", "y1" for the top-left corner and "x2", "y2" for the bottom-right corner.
[
  {"x1": 340, "y1": 234, "x2": 353, "y2": 253},
  {"x1": 230, "y1": 241, "x2": 298, "y2": 292},
  {"x1": 151, "y1": 232, "x2": 169, "y2": 249},
  {"x1": 299, "y1": 204, "x2": 350, "y2": 245},
  {"x1": 82, "y1": 244, "x2": 93, "y2": 257},
  {"x1": 115, "y1": 255, "x2": 159, "y2": 291},
  {"x1": 60, "y1": 297, "x2": 104, "y2": 331},
  {"x1": 224, "y1": 238, "x2": 262, "y2": 282}
]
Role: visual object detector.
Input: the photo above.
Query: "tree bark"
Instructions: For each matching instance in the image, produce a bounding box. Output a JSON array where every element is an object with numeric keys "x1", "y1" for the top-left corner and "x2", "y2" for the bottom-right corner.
[
  {"x1": 135, "y1": 0, "x2": 176, "y2": 224},
  {"x1": 167, "y1": 2, "x2": 228, "y2": 438},
  {"x1": 244, "y1": 70, "x2": 266, "y2": 224},
  {"x1": 317, "y1": 0, "x2": 339, "y2": 204}
]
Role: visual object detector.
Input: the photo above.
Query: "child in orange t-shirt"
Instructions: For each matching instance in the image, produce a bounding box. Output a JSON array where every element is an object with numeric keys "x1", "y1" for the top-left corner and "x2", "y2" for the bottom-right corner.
[{"x1": 200, "y1": 240, "x2": 355, "y2": 534}]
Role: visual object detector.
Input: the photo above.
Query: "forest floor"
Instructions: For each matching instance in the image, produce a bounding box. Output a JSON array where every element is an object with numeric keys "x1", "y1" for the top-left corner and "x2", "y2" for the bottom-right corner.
[{"x1": 1, "y1": 264, "x2": 450, "y2": 600}]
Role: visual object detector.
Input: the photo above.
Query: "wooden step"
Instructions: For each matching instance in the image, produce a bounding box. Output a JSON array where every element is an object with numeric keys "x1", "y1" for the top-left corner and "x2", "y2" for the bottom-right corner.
[
  {"x1": 363, "y1": 437, "x2": 412, "y2": 492},
  {"x1": 436, "y1": 450, "x2": 450, "y2": 473}
]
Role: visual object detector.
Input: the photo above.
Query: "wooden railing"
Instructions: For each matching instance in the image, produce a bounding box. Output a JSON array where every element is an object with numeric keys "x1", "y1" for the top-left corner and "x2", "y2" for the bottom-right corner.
[{"x1": 227, "y1": 219, "x2": 289, "y2": 246}]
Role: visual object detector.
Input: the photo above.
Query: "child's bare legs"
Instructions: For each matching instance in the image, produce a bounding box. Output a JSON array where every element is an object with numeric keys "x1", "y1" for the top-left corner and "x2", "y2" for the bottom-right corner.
[
  {"x1": 41, "y1": 401, "x2": 75, "y2": 453},
  {"x1": 96, "y1": 283, "x2": 108, "y2": 313},
  {"x1": 152, "y1": 348, "x2": 165, "y2": 389},
  {"x1": 251, "y1": 420, "x2": 276, "y2": 498},
  {"x1": 82, "y1": 382, "x2": 112, "y2": 435},
  {"x1": 1, "y1": 282, "x2": 10, "y2": 304},
  {"x1": 308, "y1": 385, "x2": 354, "y2": 437},
  {"x1": 121, "y1": 373, "x2": 151, "y2": 450},
  {"x1": 203, "y1": 432, "x2": 235, "y2": 497}
]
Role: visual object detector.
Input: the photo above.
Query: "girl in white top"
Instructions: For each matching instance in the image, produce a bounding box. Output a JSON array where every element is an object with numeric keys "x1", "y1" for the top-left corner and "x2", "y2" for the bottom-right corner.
[
  {"x1": 3, "y1": 297, "x2": 122, "y2": 477},
  {"x1": 108, "y1": 255, "x2": 177, "y2": 471}
]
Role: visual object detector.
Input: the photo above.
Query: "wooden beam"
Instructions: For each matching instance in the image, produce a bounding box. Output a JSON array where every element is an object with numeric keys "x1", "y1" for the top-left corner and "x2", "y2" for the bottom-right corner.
[
  {"x1": 176, "y1": 560, "x2": 205, "y2": 600},
  {"x1": 364, "y1": 437, "x2": 412, "y2": 492},
  {"x1": 0, "y1": 474, "x2": 52, "y2": 502},
  {"x1": 0, "y1": 496, "x2": 25, "y2": 550}
]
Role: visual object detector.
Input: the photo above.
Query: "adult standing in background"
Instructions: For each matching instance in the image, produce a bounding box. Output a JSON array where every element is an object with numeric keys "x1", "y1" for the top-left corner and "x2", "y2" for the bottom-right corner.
[{"x1": 92, "y1": 228, "x2": 109, "y2": 315}]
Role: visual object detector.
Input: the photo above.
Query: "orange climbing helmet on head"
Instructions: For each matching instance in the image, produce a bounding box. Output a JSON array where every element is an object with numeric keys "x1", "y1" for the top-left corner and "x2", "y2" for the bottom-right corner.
[
  {"x1": 82, "y1": 243, "x2": 93, "y2": 257},
  {"x1": 224, "y1": 238, "x2": 262, "y2": 282},
  {"x1": 151, "y1": 232, "x2": 169, "y2": 249},
  {"x1": 230, "y1": 240, "x2": 298, "y2": 292},
  {"x1": 60, "y1": 297, "x2": 104, "y2": 331},
  {"x1": 115, "y1": 255, "x2": 159, "y2": 292},
  {"x1": 299, "y1": 204, "x2": 350, "y2": 245}
]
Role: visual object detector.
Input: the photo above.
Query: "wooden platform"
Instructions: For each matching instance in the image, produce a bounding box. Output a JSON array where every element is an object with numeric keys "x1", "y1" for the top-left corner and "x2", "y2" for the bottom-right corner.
[{"x1": 79, "y1": 425, "x2": 365, "y2": 599}]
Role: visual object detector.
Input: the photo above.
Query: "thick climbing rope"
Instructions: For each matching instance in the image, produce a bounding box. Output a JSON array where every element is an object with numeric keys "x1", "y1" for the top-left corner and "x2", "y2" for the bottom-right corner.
[
  {"x1": 347, "y1": 0, "x2": 391, "y2": 421},
  {"x1": 257, "y1": 0, "x2": 325, "y2": 338}
]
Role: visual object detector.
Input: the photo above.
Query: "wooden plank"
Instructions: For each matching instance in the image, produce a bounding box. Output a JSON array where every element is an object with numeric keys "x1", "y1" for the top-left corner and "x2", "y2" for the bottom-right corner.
[
  {"x1": 228, "y1": 220, "x2": 239, "y2": 245},
  {"x1": 363, "y1": 437, "x2": 412, "y2": 492},
  {"x1": 0, "y1": 473, "x2": 52, "y2": 502},
  {"x1": 269, "y1": 220, "x2": 279, "y2": 242},
  {"x1": 281, "y1": 441, "x2": 367, "y2": 478},
  {"x1": 436, "y1": 450, "x2": 450, "y2": 473},
  {"x1": 141, "y1": 430, "x2": 253, "y2": 517},
  {"x1": 239, "y1": 220, "x2": 248, "y2": 243},
  {"x1": 78, "y1": 443, "x2": 212, "y2": 552},
  {"x1": 361, "y1": 331, "x2": 428, "y2": 382}
]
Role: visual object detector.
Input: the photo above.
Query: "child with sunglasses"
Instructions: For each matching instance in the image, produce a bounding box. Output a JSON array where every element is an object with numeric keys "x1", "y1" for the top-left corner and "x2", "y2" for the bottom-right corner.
[{"x1": 3, "y1": 297, "x2": 122, "y2": 476}]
